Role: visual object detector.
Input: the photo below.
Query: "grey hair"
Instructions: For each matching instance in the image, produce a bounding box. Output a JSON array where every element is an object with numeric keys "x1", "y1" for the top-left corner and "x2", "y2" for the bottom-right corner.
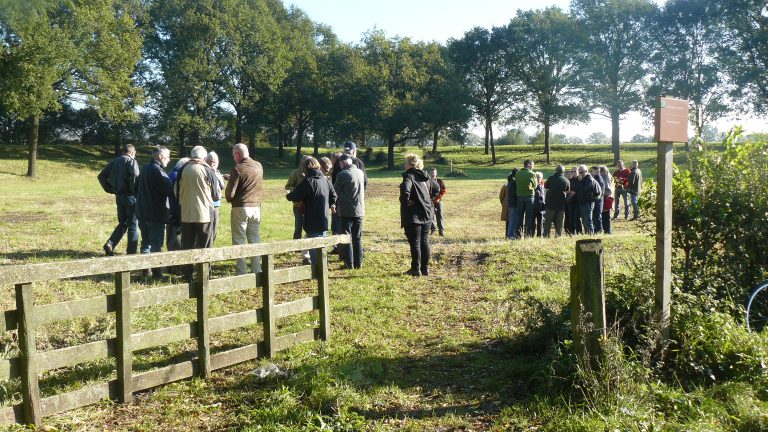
[
  {"x1": 152, "y1": 145, "x2": 169, "y2": 159},
  {"x1": 233, "y1": 143, "x2": 249, "y2": 158},
  {"x1": 190, "y1": 145, "x2": 207, "y2": 159},
  {"x1": 205, "y1": 151, "x2": 219, "y2": 162},
  {"x1": 555, "y1": 164, "x2": 564, "y2": 174},
  {"x1": 175, "y1": 157, "x2": 190, "y2": 170}
]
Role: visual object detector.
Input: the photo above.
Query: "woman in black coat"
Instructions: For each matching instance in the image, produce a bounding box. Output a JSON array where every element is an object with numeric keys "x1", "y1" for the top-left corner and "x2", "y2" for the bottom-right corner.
[{"x1": 400, "y1": 154, "x2": 440, "y2": 277}]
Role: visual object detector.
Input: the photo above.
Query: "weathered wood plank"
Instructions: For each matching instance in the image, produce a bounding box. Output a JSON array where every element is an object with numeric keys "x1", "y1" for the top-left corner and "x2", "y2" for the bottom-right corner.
[
  {"x1": 16, "y1": 283, "x2": 41, "y2": 426},
  {"x1": 35, "y1": 295, "x2": 116, "y2": 326},
  {"x1": 0, "y1": 404, "x2": 23, "y2": 425},
  {"x1": 0, "y1": 310, "x2": 17, "y2": 332},
  {"x1": 209, "y1": 310, "x2": 262, "y2": 334},
  {"x1": 132, "y1": 282, "x2": 194, "y2": 309},
  {"x1": 37, "y1": 340, "x2": 114, "y2": 373},
  {"x1": 0, "y1": 357, "x2": 21, "y2": 382},
  {"x1": 274, "y1": 296, "x2": 318, "y2": 320},
  {"x1": 0, "y1": 235, "x2": 350, "y2": 285},
  {"x1": 316, "y1": 247, "x2": 331, "y2": 341},
  {"x1": 116, "y1": 271, "x2": 132, "y2": 403},
  {"x1": 132, "y1": 360, "x2": 197, "y2": 393},
  {"x1": 196, "y1": 263, "x2": 211, "y2": 378},
  {"x1": 262, "y1": 255, "x2": 275, "y2": 358},
  {"x1": 210, "y1": 343, "x2": 263, "y2": 371},
  {"x1": 131, "y1": 323, "x2": 196, "y2": 352},
  {"x1": 274, "y1": 329, "x2": 318, "y2": 352},
  {"x1": 40, "y1": 381, "x2": 117, "y2": 418}
]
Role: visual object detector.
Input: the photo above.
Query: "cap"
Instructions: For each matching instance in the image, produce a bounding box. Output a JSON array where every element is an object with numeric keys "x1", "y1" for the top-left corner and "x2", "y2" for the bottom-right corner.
[{"x1": 343, "y1": 141, "x2": 357, "y2": 151}]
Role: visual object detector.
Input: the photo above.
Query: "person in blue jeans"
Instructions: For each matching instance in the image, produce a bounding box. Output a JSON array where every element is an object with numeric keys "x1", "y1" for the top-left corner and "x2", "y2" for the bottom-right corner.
[
  {"x1": 590, "y1": 166, "x2": 604, "y2": 234},
  {"x1": 136, "y1": 146, "x2": 173, "y2": 279},
  {"x1": 503, "y1": 169, "x2": 519, "y2": 239},
  {"x1": 98, "y1": 144, "x2": 140, "y2": 256},
  {"x1": 514, "y1": 160, "x2": 538, "y2": 238},
  {"x1": 334, "y1": 154, "x2": 366, "y2": 269},
  {"x1": 574, "y1": 164, "x2": 598, "y2": 234}
]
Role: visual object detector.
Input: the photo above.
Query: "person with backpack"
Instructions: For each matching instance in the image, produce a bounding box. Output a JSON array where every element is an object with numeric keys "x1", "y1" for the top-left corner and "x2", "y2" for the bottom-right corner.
[
  {"x1": 590, "y1": 166, "x2": 605, "y2": 234},
  {"x1": 98, "y1": 144, "x2": 140, "y2": 256}
]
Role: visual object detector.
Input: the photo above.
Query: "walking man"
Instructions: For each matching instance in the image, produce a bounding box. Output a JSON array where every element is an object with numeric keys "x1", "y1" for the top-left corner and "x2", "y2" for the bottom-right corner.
[
  {"x1": 334, "y1": 154, "x2": 365, "y2": 269},
  {"x1": 543, "y1": 165, "x2": 570, "y2": 237},
  {"x1": 136, "y1": 146, "x2": 173, "y2": 278},
  {"x1": 99, "y1": 144, "x2": 140, "y2": 256},
  {"x1": 429, "y1": 168, "x2": 446, "y2": 236},
  {"x1": 612, "y1": 160, "x2": 631, "y2": 220},
  {"x1": 627, "y1": 160, "x2": 643, "y2": 220},
  {"x1": 225, "y1": 143, "x2": 264, "y2": 275}
]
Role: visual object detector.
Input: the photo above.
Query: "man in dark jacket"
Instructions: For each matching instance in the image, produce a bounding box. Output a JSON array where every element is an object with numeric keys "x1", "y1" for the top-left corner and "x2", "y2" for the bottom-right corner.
[
  {"x1": 627, "y1": 160, "x2": 643, "y2": 220},
  {"x1": 98, "y1": 144, "x2": 140, "y2": 256},
  {"x1": 334, "y1": 154, "x2": 365, "y2": 269},
  {"x1": 136, "y1": 146, "x2": 173, "y2": 278},
  {"x1": 573, "y1": 164, "x2": 599, "y2": 235},
  {"x1": 543, "y1": 165, "x2": 570, "y2": 237},
  {"x1": 286, "y1": 156, "x2": 337, "y2": 266},
  {"x1": 429, "y1": 168, "x2": 447, "y2": 236},
  {"x1": 590, "y1": 166, "x2": 605, "y2": 234},
  {"x1": 400, "y1": 154, "x2": 440, "y2": 276}
]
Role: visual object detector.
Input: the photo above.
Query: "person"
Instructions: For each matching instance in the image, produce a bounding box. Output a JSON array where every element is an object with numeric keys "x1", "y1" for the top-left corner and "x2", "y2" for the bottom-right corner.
[
  {"x1": 627, "y1": 160, "x2": 643, "y2": 220},
  {"x1": 319, "y1": 156, "x2": 333, "y2": 176},
  {"x1": 225, "y1": 143, "x2": 264, "y2": 275},
  {"x1": 177, "y1": 146, "x2": 220, "y2": 281},
  {"x1": 333, "y1": 154, "x2": 365, "y2": 269},
  {"x1": 341, "y1": 141, "x2": 368, "y2": 189},
  {"x1": 98, "y1": 143, "x2": 140, "y2": 256},
  {"x1": 565, "y1": 167, "x2": 580, "y2": 235},
  {"x1": 573, "y1": 164, "x2": 600, "y2": 235},
  {"x1": 612, "y1": 160, "x2": 631, "y2": 220},
  {"x1": 166, "y1": 157, "x2": 189, "y2": 253},
  {"x1": 543, "y1": 165, "x2": 570, "y2": 237},
  {"x1": 599, "y1": 166, "x2": 614, "y2": 235},
  {"x1": 429, "y1": 168, "x2": 447, "y2": 236},
  {"x1": 533, "y1": 171, "x2": 545, "y2": 237},
  {"x1": 286, "y1": 155, "x2": 312, "y2": 264},
  {"x1": 136, "y1": 146, "x2": 173, "y2": 278},
  {"x1": 286, "y1": 156, "x2": 337, "y2": 267},
  {"x1": 514, "y1": 159, "x2": 537, "y2": 238},
  {"x1": 590, "y1": 166, "x2": 605, "y2": 234},
  {"x1": 400, "y1": 154, "x2": 439, "y2": 277},
  {"x1": 503, "y1": 169, "x2": 519, "y2": 239},
  {"x1": 205, "y1": 151, "x2": 225, "y2": 247}
]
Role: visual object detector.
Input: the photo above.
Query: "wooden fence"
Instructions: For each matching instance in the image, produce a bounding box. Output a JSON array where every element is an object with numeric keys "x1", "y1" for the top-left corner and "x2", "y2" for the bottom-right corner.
[{"x1": 0, "y1": 234, "x2": 350, "y2": 426}]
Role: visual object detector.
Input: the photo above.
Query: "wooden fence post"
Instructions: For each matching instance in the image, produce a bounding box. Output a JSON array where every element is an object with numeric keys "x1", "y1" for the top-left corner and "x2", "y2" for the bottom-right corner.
[
  {"x1": 15, "y1": 283, "x2": 41, "y2": 426},
  {"x1": 261, "y1": 255, "x2": 275, "y2": 357},
  {"x1": 570, "y1": 239, "x2": 607, "y2": 365},
  {"x1": 116, "y1": 271, "x2": 133, "y2": 403},
  {"x1": 195, "y1": 263, "x2": 211, "y2": 378},
  {"x1": 315, "y1": 247, "x2": 331, "y2": 341}
]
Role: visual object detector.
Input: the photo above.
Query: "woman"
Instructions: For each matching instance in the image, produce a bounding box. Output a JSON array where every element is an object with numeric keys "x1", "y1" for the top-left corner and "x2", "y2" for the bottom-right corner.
[
  {"x1": 599, "y1": 166, "x2": 614, "y2": 235},
  {"x1": 504, "y1": 169, "x2": 519, "y2": 239},
  {"x1": 400, "y1": 154, "x2": 439, "y2": 277}
]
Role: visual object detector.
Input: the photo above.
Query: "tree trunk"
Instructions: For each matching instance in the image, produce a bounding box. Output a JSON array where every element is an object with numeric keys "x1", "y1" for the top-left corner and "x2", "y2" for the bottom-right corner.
[
  {"x1": 295, "y1": 124, "x2": 305, "y2": 168},
  {"x1": 189, "y1": 128, "x2": 200, "y2": 147},
  {"x1": 361, "y1": 131, "x2": 367, "y2": 147},
  {"x1": 432, "y1": 128, "x2": 439, "y2": 153},
  {"x1": 484, "y1": 120, "x2": 490, "y2": 155},
  {"x1": 26, "y1": 114, "x2": 39, "y2": 178},
  {"x1": 611, "y1": 108, "x2": 621, "y2": 165},
  {"x1": 544, "y1": 122, "x2": 551, "y2": 165},
  {"x1": 387, "y1": 133, "x2": 395, "y2": 170},
  {"x1": 313, "y1": 122, "x2": 320, "y2": 157},
  {"x1": 235, "y1": 110, "x2": 243, "y2": 144},
  {"x1": 277, "y1": 125, "x2": 285, "y2": 159},
  {"x1": 178, "y1": 128, "x2": 186, "y2": 158},
  {"x1": 114, "y1": 125, "x2": 123, "y2": 156},
  {"x1": 490, "y1": 127, "x2": 496, "y2": 165}
]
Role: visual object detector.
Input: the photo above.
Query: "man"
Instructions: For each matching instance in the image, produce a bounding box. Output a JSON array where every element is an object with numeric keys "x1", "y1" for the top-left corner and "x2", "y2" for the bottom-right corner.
[
  {"x1": 612, "y1": 160, "x2": 631, "y2": 220},
  {"x1": 627, "y1": 160, "x2": 643, "y2": 220},
  {"x1": 574, "y1": 164, "x2": 599, "y2": 235},
  {"x1": 543, "y1": 165, "x2": 570, "y2": 237},
  {"x1": 205, "y1": 151, "x2": 225, "y2": 247},
  {"x1": 429, "y1": 168, "x2": 447, "y2": 236},
  {"x1": 225, "y1": 143, "x2": 264, "y2": 275},
  {"x1": 334, "y1": 154, "x2": 365, "y2": 269},
  {"x1": 177, "y1": 146, "x2": 220, "y2": 280},
  {"x1": 340, "y1": 141, "x2": 368, "y2": 189},
  {"x1": 136, "y1": 146, "x2": 173, "y2": 278},
  {"x1": 514, "y1": 159, "x2": 538, "y2": 238},
  {"x1": 98, "y1": 143, "x2": 140, "y2": 256},
  {"x1": 590, "y1": 166, "x2": 605, "y2": 234},
  {"x1": 286, "y1": 155, "x2": 312, "y2": 264}
]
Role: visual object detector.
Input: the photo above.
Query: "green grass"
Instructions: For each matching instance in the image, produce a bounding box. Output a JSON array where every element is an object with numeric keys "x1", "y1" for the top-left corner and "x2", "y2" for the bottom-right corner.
[{"x1": 0, "y1": 143, "x2": 765, "y2": 431}]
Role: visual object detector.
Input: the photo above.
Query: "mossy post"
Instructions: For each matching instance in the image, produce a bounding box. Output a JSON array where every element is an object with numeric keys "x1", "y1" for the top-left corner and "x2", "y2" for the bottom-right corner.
[{"x1": 570, "y1": 239, "x2": 607, "y2": 366}]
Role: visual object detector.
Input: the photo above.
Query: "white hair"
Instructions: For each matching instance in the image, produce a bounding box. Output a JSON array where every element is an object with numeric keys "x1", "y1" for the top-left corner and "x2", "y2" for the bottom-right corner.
[
  {"x1": 175, "y1": 157, "x2": 190, "y2": 170},
  {"x1": 233, "y1": 143, "x2": 249, "y2": 158},
  {"x1": 535, "y1": 171, "x2": 543, "y2": 180},
  {"x1": 206, "y1": 151, "x2": 219, "y2": 162},
  {"x1": 190, "y1": 145, "x2": 207, "y2": 160}
]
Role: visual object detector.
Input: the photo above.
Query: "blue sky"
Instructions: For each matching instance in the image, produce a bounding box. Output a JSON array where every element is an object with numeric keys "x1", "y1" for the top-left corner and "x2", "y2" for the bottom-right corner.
[{"x1": 286, "y1": 0, "x2": 763, "y2": 140}]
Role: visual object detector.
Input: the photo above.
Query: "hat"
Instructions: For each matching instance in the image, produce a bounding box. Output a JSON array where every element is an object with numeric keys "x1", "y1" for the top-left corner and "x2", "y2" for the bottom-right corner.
[{"x1": 343, "y1": 141, "x2": 357, "y2": 151}]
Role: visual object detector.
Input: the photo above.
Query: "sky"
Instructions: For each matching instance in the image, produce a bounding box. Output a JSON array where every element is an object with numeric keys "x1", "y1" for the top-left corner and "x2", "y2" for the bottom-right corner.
[{"x1": 287, "y1": 0, "x2": 766, "y2": 141}]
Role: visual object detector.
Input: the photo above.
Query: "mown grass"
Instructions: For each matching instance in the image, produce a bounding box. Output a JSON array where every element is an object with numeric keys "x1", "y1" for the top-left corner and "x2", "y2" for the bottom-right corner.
[{"x1": 0, "y1": 143, "x2": 765, "y2": 431}]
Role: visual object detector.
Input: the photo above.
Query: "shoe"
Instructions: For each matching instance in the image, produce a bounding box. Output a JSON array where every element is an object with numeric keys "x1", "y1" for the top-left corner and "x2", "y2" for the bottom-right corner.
[
  {"x1": 403, "y1": 269, "x2": 421, "y2": 277},
  {"x1": 438, "y1": 231, "x2": 444, "y2": 237},
  {"x1": 302, "y1": 257, "x2": 311, "y2": 265},
  {"x1": 421, "y1": 268, "x2": 429, "y2": 276},
  {"x1": 103, "y1": 242, "x2": 114, "y2": 256}
]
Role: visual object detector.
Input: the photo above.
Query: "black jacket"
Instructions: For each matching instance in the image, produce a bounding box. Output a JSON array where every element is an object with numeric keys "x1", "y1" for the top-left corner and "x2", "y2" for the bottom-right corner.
[
  {"x1": 400, "y1": 168, "x2": 440, "y2": 226},
  {"x1": 98, "y1": 154, "x2": 139, "y2": 195},
  {"x1": 544, "y1": 173, "x2": 570, "y2": 211},
  {"x1": 575, "y1": 174, "x2": 600, "y2": 204},
  {"x1": 286, "y1": 169, "x2": 337, "y2": 233},
  {"x1": 136, "y1": 159, "x2": 173, "y2": 223}
]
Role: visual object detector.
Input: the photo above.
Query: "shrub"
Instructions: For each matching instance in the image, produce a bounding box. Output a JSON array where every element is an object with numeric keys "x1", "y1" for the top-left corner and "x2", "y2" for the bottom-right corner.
[{"x1": 445, "y1": 168, "x2": 467, "y2": 177}]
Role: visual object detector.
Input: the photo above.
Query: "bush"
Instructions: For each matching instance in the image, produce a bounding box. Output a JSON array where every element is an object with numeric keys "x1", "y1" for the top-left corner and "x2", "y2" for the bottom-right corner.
[{"x1": 445, "y1": 168, "x2": 467, "y2": 177}]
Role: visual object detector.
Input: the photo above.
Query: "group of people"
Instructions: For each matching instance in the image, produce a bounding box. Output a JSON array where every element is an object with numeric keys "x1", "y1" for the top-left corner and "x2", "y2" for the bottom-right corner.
[{"x1": 500, "y1": 159, "x2": 642, "y2": 239}]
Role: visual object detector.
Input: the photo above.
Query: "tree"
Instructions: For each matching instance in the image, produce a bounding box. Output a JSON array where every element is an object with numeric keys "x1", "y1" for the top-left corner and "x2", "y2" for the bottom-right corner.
[
  {"x1": 587, "y1": 131, "x2": 609, "y2": 144},
  {"x1": 653, "y1": 0, "x2": 731, "y2": 147},
  {"x1": 571, "y1": 0, "x2": 660, "y2": 164},
  {"x1": 503, "y1": 7, "x2": 589, "y2": 164},
  {"x1": 448, "y1": 27, "x2": 518, "y2": 164}
]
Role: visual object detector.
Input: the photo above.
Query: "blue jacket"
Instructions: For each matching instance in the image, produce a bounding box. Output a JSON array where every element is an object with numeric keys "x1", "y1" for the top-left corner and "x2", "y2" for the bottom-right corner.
[{"x1": 136, "y1": 159, "x2": 173, "y2": 223}]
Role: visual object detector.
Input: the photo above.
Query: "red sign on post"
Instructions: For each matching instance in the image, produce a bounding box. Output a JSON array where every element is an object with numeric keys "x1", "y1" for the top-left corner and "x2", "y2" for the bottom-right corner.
[{"x1": 654, "y1": 96, "x2": 689, "y2": 143}]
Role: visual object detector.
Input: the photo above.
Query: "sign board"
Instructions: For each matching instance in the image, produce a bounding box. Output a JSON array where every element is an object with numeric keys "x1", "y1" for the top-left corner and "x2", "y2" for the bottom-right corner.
[{"x1": 654, "y1": 96, "x2": 689, "y2": 143}]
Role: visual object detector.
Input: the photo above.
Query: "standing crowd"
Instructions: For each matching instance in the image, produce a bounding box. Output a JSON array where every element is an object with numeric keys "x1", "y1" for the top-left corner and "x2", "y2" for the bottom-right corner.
[{"x1": 499, "y1": 159, "x2": 642, "y2": 239}]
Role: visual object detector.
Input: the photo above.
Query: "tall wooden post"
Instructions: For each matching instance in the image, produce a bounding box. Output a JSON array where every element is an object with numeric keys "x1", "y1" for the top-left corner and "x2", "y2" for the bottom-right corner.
[
  {"x1": 570, "y1": 240, "x2": 606, "y2": 365},
  {"x1": 261, "y1": 255, "x2": 276, "y2": 357},
  {"x1": 15, "y1": 283, "x2": 41, "y2": 426},
  {"x1": 195, "y1": 263, "x2": 211, "y2": 378},
  {"x1": 116, "y1": 271, "x2": 133, "y2": 403},
  {"x1": 315, "y1": 247, "x2": 331, "y2": 341}
]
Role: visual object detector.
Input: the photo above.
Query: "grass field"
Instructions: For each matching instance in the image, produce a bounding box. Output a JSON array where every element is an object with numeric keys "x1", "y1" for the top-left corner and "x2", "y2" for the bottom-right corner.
[{"x1": 0, "y1": 143, "x2": 764, "y2": 431}]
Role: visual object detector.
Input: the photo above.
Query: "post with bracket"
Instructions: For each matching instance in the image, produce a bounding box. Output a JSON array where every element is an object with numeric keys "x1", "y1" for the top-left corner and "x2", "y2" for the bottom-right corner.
[{"x1": 570, "y1": 239, "x2": 606, "y2": 367}]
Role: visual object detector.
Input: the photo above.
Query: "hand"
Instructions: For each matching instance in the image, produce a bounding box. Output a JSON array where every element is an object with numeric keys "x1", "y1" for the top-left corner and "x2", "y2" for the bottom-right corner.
[
  {"x1": 407, "y1": 200, "x2": 415, "y2": 207},
  {"x1": 223, "y1": 174, "x2": 230, "y2": 181}
]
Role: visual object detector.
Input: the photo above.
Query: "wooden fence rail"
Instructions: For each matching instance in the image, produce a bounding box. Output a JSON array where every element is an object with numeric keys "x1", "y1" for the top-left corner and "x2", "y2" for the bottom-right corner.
[{"x1": 0, "y1": 235, "x2": 350, "y2": 426}]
